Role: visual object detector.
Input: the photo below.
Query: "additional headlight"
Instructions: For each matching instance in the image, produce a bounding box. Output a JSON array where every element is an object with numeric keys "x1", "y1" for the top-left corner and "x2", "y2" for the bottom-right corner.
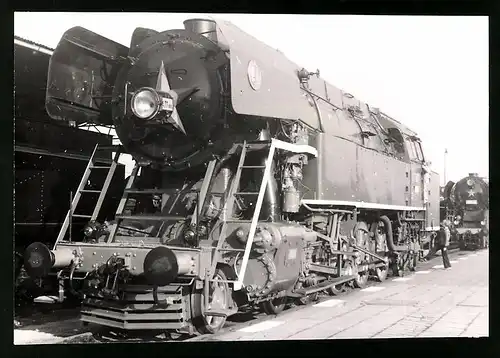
[
  {"x1": 83, "y1": 225, "x2": 94, "y2": 237},
  {"x1": 131, "y1": 88, "x2": 160, "y2": 119},
  {"x1": 481, "y1": 220, "x2": 485, "y2": 225},
  {"x1": 455, "y1": 215, "x2": 461, "y2": 221},
  {"x1": 83, "y1": 221, "x2": 101, "y2": 238},
  {"x1": 183, "y1": 229, "x2": 196, "y2": 241},
  {"x1": 454, "y1": 220, "x2": 460, "y2": 226}
]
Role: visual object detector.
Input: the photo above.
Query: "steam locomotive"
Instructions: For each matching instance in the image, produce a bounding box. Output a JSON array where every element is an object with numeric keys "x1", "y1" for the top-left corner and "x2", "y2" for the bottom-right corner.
[
  {"x1": 442, "y1": 173, "x2": 489, "y2": 250},
  {"x1": 23, "y1": 18, "x2": 441, "y2": 336}
]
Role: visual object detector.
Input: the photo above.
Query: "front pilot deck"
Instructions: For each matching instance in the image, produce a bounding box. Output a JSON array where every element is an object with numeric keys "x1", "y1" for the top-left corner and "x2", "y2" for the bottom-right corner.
[{"x1": 81, "y1": 284, "x2": 189, "y2": 331}]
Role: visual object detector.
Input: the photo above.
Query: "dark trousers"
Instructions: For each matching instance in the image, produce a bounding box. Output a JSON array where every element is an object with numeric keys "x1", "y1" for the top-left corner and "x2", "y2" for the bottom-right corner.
[{"x1": 440, "y1": 246, "x2": 451, "y2": 268}]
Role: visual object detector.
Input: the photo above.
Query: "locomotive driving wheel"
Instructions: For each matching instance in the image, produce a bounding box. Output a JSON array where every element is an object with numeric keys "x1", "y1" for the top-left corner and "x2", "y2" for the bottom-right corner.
[
  {"x1": 352, "y1": 222, "x2": 370, "y2": 288},
  {"x1": 191, "y1": 268, "x2": 231, "y2": 334}
]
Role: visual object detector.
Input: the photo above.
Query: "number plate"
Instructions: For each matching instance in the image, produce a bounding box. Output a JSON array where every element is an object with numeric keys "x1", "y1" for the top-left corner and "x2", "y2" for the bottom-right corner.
[
  {"x1": 466, "y1": 200, "x2": 478, "y2": 205},
  {"x1": 161, "y1": 97, "x2": 174, "y2": 111}
]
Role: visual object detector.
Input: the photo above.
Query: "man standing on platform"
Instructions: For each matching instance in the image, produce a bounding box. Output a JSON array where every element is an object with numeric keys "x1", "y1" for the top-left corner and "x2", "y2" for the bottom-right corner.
[{"x1": 439, "y1": 219, "x2": 452, "y2": 269}]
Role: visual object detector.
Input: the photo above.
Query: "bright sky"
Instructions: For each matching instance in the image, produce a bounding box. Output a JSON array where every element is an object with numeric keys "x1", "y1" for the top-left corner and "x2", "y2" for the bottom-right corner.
[{"x1": 14, "y1": 12, "x2": 489, "y2": 184}]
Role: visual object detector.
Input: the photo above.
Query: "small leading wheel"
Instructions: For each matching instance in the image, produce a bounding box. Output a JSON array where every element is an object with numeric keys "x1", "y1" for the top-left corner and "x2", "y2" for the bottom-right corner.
[
  {"x1": 191, "y1": 268, "x2": 231, "y2": 334},
  {"x1": 261, "y1": 296, "x2": 287, "y2": 315},
  {"x1": 375, "y1": 264, "x2": 388, "y2": 282}
]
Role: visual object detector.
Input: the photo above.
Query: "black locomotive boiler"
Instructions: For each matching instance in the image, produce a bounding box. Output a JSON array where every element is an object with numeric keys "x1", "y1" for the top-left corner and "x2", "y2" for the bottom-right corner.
[
  {"x1": 442, "y1": 173, "x2": 489, "y2": 250},
  {"x1": 24, "y1": 18, "x2": 441, "y2": 336}
]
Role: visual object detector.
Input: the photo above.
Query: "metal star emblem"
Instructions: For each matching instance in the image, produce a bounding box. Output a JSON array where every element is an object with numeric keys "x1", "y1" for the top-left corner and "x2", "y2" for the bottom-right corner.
[
  {"x1": 156, "y1": 61, "x2": 186, "y2": 135},
  {"x1": 467, "y1": 189, "x2": 475, "y2": 198}
]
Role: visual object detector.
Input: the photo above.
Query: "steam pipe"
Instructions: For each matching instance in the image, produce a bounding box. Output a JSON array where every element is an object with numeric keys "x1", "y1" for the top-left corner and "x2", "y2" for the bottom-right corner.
[
  {"x1": 260, "y1": 155, "x2": 280, "y2": 222},
  {"x1": 258, "y1": 129, "x2": 280, "y2": 222},
  {"x1": 202, "y1": 150, "x2": 236, "y2": 219},
  {"x1": 379, "y1": 215, "x2": 407, "y2": 252},
  {"x1": 316, "y1": 133, "x2": 324, "y2": 200}
]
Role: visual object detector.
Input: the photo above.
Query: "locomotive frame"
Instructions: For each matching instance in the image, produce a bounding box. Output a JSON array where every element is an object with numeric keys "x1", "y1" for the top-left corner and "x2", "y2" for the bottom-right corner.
[{"x1": 23, "y1": 18, "x2": 443, "y2": 336}]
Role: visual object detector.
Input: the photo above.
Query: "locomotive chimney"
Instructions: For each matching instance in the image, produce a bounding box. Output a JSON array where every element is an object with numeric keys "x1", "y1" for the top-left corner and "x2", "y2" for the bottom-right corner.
[
  {"x1": 183, "y1": 18, "x2": 218, "y2": 44},
  {"x1": 469, "y1": 173, "x2": 478, "y2": 177}
]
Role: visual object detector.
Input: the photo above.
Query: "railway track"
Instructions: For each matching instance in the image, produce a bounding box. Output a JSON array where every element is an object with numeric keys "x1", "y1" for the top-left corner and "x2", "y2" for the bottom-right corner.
[
  {"x1": 54, "y1": 282, "x2": 366, "y2": 344},
  {"x1": 15, "y1": 248, "x2": 464, "y2": 344}
]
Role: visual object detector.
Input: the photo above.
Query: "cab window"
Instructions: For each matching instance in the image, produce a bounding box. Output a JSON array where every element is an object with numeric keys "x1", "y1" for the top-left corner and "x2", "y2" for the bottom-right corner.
[
  {"x1": 415, "y1": 142, "x2": 425, "y2": 162},
  {"x1": 405, "y1": 137, "x2": 417, "y2": 160}
]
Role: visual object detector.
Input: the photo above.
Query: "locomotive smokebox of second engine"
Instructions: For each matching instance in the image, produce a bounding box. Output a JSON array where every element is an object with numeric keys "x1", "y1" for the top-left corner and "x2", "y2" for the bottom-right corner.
[{"x1": 143, "y1": 246, "x2": 194, "y2": 286}]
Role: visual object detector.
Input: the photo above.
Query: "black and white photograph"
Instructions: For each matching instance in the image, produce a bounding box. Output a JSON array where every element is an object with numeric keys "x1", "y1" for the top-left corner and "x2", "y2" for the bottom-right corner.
[{"x1": 13, "y1": 12, "x2": 488, "y2": 345}]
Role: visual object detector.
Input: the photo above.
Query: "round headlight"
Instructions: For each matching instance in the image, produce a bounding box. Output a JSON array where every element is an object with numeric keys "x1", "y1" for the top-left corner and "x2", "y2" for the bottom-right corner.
[
  {"x1": 454, "y1": 220, "x2": 460, "y2": 226},
  {"x1": 83, "y1": 225, "x2": 94, "y2": 237},
  {"x1": 83, "y1": 221, "x2": 101, "y2": 238},
  {"x1": 481, "y1": 220, "x2": 485, "y2": 225},
  {"x1": 183, "y1": 229, "x2": 196, "y2": 241},
  {"x1": 131, "y1": 88, "x2": 159, "y2": 119},
  {"x1": 455, "y1": 215, "x2": 461, "y2": 221}
]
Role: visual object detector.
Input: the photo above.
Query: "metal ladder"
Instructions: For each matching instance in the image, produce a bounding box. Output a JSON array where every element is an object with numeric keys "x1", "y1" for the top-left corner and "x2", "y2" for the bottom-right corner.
[
  {"x1": 54, "y1": 144, "x2": 123, "y2": 249},
  {"x1": 105, "y1": 159, "x2": 219, "y2": 244},
  {"x1": 209, "y1": 140, "x2": 276, "y2": 291}
]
